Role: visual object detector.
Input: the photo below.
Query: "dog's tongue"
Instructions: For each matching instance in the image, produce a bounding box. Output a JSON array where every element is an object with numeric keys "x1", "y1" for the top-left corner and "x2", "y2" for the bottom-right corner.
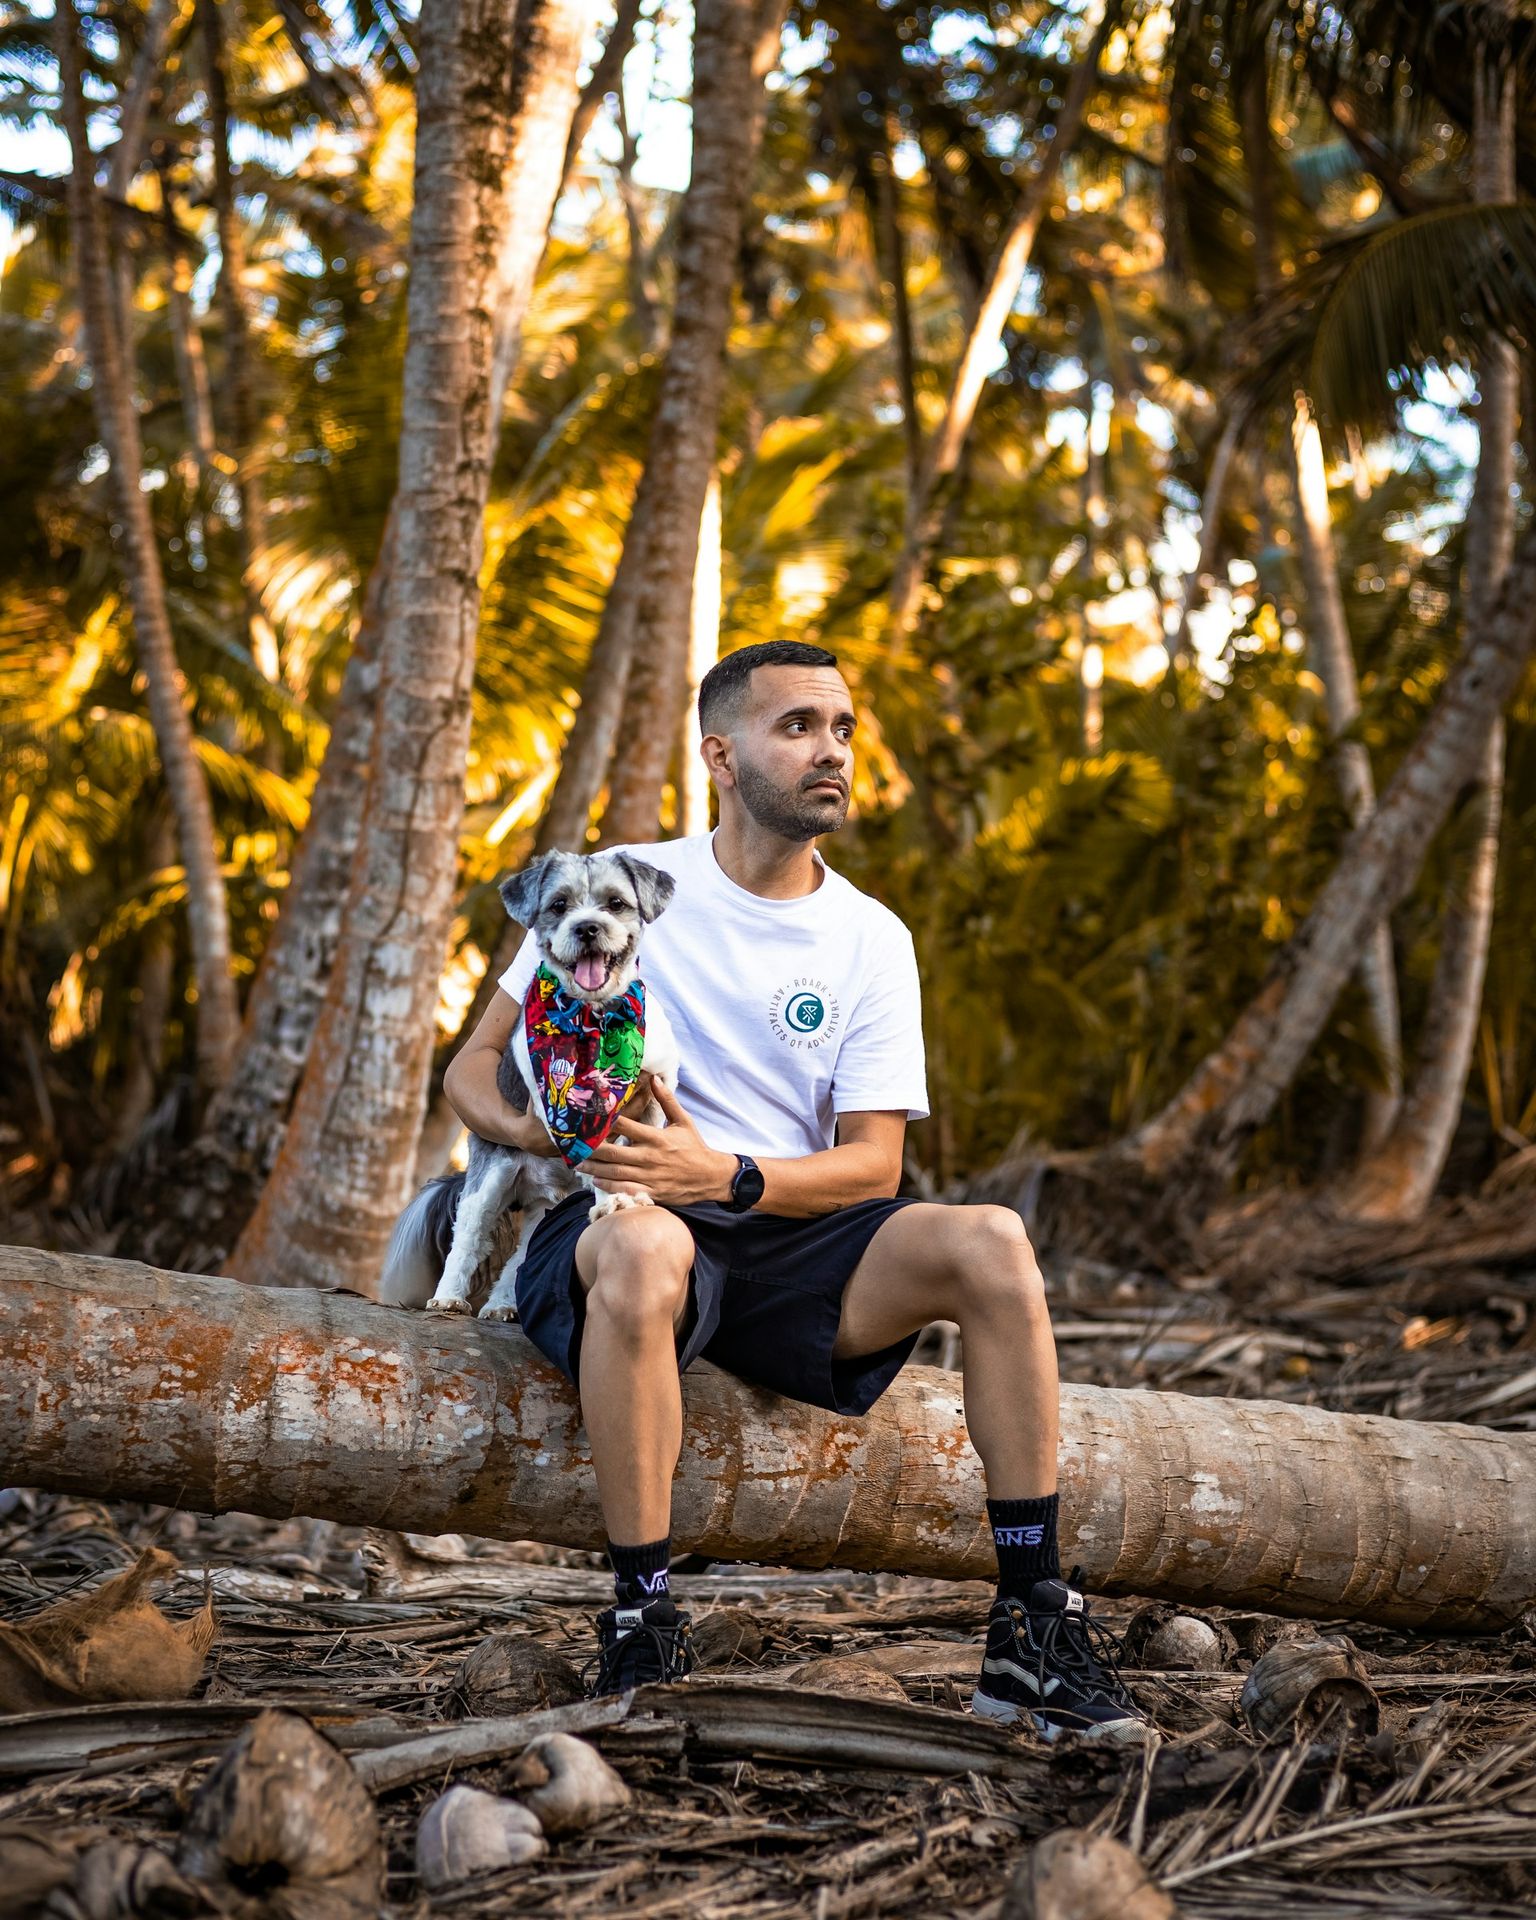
[{"x1": 573, "y1": 954, "x2": 607, "y2": 992}]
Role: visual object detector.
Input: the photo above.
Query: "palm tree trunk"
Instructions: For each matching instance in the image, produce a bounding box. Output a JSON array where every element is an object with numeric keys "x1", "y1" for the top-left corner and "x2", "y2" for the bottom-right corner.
[
  {"x1": 487, "y1": 0, "x2": 596, "y2": 424},
  {"x1": 108, "y1": 0, "x2": 185, "y2": 202},
  {"x1": 615, "y1": 86, "x2": 664, "y2": 351},
  {"x1": 1169, "y1": 408, "x2": 1241, "y2": 669},
  {"x1": 870, "y1": 114, "x2": 921, "y2": 492},
  {"x1": 111, "y1": 517, "x2": 396, "y2": 1274},
  {"x1": 561, "y1": 0, "x2": 645, "y2": 191},
  {"x1": 1123, "y1": 516, "x2": 1536, "y2": 1186},
  {"x1": 600, "y1": 0, "x2": 786, "y2": 846},
  {"x1": 1243, "y1": 62, "x2": 1402, "y2": 1148},
  {"x1": 54, "y1": 0, "x2": 240, "y2": 1095},
  {"x1": 206, "y1": 514, "x2": 393, "y2": 1171},
  {"x1": 198, "y1": 0, "x2": 280, "y2": 687},
  {"x1": 6, "y1": 1242, "x2": 1534, "y2": 1632},
  {"x1": 681, "y1": 466, "x2": 723, "y2": 836},
  {"x1": 885, "y1": 0, "x2": 1119, "y2": 649},
  {"x1": 110, "y1": 809, "x2": 178, "y2": 1150},
  {"x1": 232, "y1": 0, "x2": 589, "y2": 1294},
  {"x1": 157, "y1": 162, "x2": 218, "y2": 491},
  {"x1": 1340, "y1": 48, "x2": 1518, "y2": 1222}
]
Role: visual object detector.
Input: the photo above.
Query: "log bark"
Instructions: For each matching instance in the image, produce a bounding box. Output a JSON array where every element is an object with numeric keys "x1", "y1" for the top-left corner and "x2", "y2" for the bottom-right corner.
[
  {"x1": 2, "y1": 1245, "x2": 1532, "y2": 1634},
  {"x1": 54, "y1": 0, "x2": 241, "y2": 1096}
]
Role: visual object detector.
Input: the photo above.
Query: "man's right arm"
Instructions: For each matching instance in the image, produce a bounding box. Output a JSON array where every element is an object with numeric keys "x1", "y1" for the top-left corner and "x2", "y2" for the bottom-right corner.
[{"x1": 443, "y1": 989, "x2": 561, "y2": 1157}]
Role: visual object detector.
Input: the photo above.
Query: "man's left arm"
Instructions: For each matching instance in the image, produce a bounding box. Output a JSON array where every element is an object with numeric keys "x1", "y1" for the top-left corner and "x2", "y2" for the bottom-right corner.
[{"x1": 585, "y1": 1089, "x2": 904, "y2": 1218}]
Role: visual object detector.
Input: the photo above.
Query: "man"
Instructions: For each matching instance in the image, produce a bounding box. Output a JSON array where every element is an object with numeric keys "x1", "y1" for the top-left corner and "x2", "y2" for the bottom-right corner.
[{"x1": 445, "y1": 640, "x2": 1143, "y2": 1740}]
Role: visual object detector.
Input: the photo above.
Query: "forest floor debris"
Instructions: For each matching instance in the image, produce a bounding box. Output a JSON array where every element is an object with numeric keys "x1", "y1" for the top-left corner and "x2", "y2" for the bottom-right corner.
[{"x1": 1, "y1": 1250, "x2": 1533, "y2": 1915}]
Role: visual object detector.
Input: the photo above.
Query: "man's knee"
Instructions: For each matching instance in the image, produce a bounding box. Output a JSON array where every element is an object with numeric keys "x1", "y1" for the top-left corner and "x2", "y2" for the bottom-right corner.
[
  {"x1": 945, "y1": 1205, "x2": 1047, "y2": 1318},
  {"x1": 581, "y1": 1208, "x2": 693, "y2": 1335}
]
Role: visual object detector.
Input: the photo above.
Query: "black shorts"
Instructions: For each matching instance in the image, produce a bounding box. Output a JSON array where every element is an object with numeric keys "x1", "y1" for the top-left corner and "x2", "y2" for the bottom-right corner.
[{"x1": 514, "y1": 1192, "x2": 922, "y2": 1416}]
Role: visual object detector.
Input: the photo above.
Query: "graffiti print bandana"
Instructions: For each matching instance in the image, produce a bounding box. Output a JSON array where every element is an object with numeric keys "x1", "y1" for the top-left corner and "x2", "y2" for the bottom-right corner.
[{"x1": 523, "y1": 964, "x2": 646, "y2": 1167}]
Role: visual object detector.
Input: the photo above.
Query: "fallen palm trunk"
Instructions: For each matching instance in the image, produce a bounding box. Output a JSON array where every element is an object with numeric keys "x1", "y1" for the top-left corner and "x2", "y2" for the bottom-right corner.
[{"x1": 2, "y1": 1246, "x2": 1533, "y2": 1632}]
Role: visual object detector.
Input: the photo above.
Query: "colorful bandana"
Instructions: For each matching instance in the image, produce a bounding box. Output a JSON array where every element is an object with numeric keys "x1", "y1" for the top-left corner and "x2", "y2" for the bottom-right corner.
[{"x1": 523, "y1": 964, "x2": 646, "y2": 1166}]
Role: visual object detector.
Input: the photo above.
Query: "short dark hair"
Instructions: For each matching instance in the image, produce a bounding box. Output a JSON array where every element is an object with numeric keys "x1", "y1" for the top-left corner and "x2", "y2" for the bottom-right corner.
[{"x1": 698, "y1": 640, "x2": 840, "y2": 735}]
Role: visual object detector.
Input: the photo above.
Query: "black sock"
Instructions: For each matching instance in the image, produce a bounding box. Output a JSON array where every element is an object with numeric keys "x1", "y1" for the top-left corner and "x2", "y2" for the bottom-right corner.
[
  {"x1": 988, "y1": 1494, "x2": 1060, "y2": 1599},
  {"x1": 608, "y1": 1537, "x2": 671, "y2": 1606}
]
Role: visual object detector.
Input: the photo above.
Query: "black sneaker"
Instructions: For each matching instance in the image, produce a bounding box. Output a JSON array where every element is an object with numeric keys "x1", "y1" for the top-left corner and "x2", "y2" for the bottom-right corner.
[
  {"x1": 972, "y1": 1574, "x2": 1147, "y2": 1745},
  {"x1": 587, "y1": 1597, "x2": 694, "y2": 1697}
]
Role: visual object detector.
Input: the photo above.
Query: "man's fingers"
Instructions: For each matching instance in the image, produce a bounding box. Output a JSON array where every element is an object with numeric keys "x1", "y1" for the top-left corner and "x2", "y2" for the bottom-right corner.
[
  {"x1": 651, "y1": 1081, "x2": 687, "y2": 1123},
  {"x1": 620, "y1": 1072, "x2": 655, "y2": 1110}
]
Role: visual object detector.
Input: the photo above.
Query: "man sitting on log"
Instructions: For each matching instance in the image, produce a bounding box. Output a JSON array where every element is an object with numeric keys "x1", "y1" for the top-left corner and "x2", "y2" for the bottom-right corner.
[{"x1": 446, "y1": 640, "x2": 1145, "y2": 1741}]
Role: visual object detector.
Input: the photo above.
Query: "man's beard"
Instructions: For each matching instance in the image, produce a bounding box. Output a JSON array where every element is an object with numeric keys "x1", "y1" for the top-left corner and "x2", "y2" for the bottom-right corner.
[{"x1": 735, "y1": 757, "x2": 849, "y2": 842}]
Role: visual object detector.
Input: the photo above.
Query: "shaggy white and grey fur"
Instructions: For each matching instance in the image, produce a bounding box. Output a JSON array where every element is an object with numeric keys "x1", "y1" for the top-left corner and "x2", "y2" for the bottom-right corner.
[{"x1": 377, "y1": 850, "x2": 682, "y2": 1321}]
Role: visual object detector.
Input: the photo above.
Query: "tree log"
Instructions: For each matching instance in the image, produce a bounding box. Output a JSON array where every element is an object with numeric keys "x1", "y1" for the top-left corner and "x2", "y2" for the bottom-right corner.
[{"x1": 2, "y1": 1246, "x2": 1532, "y2": 1633}]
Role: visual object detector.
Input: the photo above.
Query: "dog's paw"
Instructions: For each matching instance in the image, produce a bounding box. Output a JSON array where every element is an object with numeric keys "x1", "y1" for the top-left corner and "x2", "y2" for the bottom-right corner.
[
  {"x1": 478, "y1": 1301, "x2": 518, "y2": 1323},
  {"x1": 426, "y1": 1294, "x2": 474, "y2": 1316},
  {"x1": 587, "y1": 1190, "x2": 653, "y2": 1220}
]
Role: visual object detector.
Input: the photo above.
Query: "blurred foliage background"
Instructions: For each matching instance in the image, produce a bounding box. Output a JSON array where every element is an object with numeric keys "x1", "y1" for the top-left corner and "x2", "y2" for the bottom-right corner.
[{"x1": 3, "y1": 0, "x2": 1533, "y2": 1234}]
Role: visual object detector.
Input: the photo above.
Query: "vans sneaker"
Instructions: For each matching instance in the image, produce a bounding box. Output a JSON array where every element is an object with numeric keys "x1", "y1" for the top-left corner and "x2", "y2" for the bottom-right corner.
[
  {"x1": 972, "y1": 1574, "x2": 1147, "y2": 1745},
  {"x1": 588, "y1": 1596, "x2": 694, "y2": 1697}
]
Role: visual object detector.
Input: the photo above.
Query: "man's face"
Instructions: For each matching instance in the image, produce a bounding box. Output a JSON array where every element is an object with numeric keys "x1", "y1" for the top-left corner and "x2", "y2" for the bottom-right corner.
[{"x1": 722, "y1": 665, "x2": 855, "y2": 842}]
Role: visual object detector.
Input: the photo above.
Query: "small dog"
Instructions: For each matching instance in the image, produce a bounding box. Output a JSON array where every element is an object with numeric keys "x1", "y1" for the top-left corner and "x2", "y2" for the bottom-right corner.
[{"x1": 378, "y1": 850, "x2": 682, "y2": 1321}]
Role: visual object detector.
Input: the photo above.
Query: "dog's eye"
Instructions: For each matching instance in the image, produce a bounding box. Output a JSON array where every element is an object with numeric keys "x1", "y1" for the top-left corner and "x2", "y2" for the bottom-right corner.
[
  {"x1": 549, "y1": 895, "x2": 569, "y2": 914},
  {"x1": 605, "y1": 895, "x2": 627, "y2": 912}
]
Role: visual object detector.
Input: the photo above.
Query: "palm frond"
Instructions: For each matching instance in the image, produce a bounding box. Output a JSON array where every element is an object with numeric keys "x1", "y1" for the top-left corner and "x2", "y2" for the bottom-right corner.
[{"x1": 1310, "y1": 201, "x2": 1536, "y2": 427}]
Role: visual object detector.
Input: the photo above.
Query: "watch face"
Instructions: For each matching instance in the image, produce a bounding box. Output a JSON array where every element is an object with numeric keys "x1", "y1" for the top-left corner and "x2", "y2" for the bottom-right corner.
[{"x1": 734, "y1": 1160, "x2": 766, "y2": 1208}]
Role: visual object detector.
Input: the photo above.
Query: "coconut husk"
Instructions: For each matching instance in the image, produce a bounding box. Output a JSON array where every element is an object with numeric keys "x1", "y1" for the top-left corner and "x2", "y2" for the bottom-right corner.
[
  {"x1": 176, "y1": 1709, "x2": 384, "y2": 1920},
  {"x1": 0, "y1": 1547, "x2": 215, "y2": 1713}
]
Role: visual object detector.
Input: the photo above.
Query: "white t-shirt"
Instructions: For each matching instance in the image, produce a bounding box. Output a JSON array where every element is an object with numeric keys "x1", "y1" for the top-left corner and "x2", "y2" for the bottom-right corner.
[{"x1": 498, "y1": 832, "x2": 928, "y2": 1161}]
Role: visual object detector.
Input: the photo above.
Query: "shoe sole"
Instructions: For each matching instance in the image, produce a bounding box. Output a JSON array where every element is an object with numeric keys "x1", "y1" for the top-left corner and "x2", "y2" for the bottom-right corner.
[{"x1": 970, "y1": 1687, "x2": 1149, "y2": 1746}]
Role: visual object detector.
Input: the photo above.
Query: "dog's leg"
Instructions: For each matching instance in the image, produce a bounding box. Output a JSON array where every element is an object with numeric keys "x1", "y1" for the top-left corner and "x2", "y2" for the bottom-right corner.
[
  {"x1": 478, "y1": 1201, "x2": 548, "y2": 1321},
  {"x1": 480, "y1": 1158, "x2": 575, "y2": 1320},
  {"x1": 427, "y1": 1146, "x2": 521, "y2": 1315}
]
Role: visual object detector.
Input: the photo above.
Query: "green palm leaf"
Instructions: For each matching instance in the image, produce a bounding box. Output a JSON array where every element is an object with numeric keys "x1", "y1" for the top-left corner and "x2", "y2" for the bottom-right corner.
[{"x1": 1310, "y1": 201, "x2": 1536, "y2": 424}]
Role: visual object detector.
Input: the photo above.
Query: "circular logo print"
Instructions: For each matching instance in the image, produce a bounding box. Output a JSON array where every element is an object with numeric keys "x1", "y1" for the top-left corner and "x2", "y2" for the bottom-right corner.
[
  {"x1": 768, "y1": 976, "x2": 842, "y2": 1051},
  {"x1": 786, "y1": 991, "x2": 826, "y2": 1032}
]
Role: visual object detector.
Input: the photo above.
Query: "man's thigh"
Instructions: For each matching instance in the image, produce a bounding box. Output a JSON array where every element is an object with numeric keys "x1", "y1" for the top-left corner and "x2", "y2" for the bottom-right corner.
[{"x1": 831, "y1": 1201, "x2": 961, "y2": 1359}]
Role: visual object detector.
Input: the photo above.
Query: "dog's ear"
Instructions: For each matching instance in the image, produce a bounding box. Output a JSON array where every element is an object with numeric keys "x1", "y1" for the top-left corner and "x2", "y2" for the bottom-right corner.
[
  {"x1": 499, "y1": 854, "x2": 556, "y2": 926},
  {"x1": 618, "y1": 854, "x2": 675, "y2": 924}
]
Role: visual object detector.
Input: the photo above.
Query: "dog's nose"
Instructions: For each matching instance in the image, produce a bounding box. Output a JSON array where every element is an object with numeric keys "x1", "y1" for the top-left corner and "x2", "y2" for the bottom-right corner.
[{"x1": 573, "y1": 920, "x2": 602, "y2": 943}]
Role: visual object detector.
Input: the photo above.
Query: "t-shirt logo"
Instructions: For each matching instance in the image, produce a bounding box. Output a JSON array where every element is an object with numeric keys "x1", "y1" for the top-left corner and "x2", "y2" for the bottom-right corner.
[
  {"x1": 769, "y1": 976, "x2": 842, "y2": 1052},
  {"x1": 786, "y1": 991, "x2": 825, "y2": 1032}
]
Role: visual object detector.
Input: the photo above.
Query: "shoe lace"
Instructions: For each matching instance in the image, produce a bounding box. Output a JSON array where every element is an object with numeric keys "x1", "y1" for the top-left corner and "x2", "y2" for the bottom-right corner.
[
  {"x1": 588, "y1": 1613, "x2": 691, "y2": 1694},
  {"x1": 1020, "y1": 1571, "x2": 1134, "y2": 1709}
]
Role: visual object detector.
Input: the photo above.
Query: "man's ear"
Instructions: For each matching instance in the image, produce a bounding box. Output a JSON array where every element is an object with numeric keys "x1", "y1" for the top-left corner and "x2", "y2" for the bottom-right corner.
[
  {"x1": 499, "y1": 854, "x2": 555, "y2": 926},
  {"x1": 618, "y1": 854, "x2": 676, "y2": 924},
  {"x1": 700, "y1": 732, "x2": 735, "y2": 789}
]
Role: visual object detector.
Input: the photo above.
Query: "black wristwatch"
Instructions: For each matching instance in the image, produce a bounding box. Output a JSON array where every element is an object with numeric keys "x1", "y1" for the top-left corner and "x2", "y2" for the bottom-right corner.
[{"x1": 724, "y1": 1153, "x2": 765, "y2": 1213}]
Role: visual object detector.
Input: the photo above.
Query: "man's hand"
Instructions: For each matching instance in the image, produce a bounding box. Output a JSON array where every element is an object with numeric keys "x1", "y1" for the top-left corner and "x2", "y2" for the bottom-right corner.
[{"x1": 585, "y1": 1082, "x2": 736, "y2": 1206}]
